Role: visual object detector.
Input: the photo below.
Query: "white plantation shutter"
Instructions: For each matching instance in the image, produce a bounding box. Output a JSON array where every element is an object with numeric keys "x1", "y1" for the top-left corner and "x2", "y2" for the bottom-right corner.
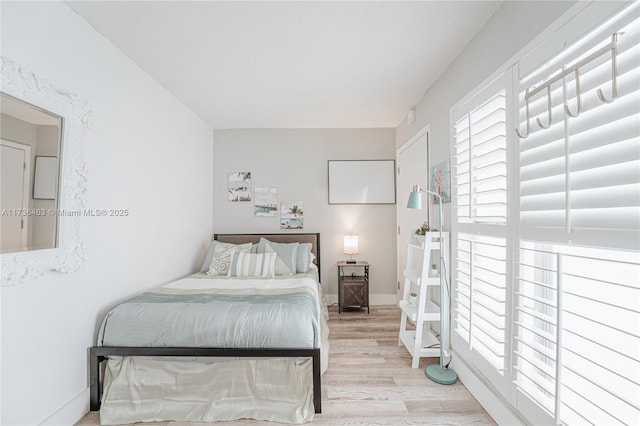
[
  {"x1": 454, "y1": 115, "x2": 472, "y2": 221},
  {"x1": 454, "y1": 90, "x2": 507, "y2": 224},
  {"x1": 514, "y1": 243, "x2": 560, "y2": 418},
  {"x1": 453, "y1": 235, "x2": 471, "y2": 341},
  {"x1": 518, "y1": 11, "x2": 640, "y2": 251},
  {"x1": 513, "y1": 4, "x2": 640, "y2": 425},
  {"x1": 450, "y1": 3, "x2": 639, "y2": 425},
  {"x1": 452, "y1": 74, "x2": 509, "y2": 393},
  {"x1": 515, "y1": 242, "x2": 640, "y2": 425},
  {"x1": 454, "y1": 233, "x2": 507, "y2": 372}
]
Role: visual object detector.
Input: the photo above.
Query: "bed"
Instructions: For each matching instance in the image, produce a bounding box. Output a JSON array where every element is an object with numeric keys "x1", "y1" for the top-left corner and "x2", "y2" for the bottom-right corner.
[{"x1": 89, "y1": 233, "x2": 326, "y2": 424}]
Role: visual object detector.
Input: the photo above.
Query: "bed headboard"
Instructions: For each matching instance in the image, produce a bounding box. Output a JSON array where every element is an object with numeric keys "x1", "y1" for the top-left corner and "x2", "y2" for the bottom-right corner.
[{"x1": 213, "y1": 233, "x2": 321, "y2": 280}]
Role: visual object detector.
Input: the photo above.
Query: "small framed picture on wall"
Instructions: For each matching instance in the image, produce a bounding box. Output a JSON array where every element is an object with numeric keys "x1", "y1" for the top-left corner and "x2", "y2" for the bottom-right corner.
[
  {"x1": 254, "y1": 187, "x2": 278, "y2": 217},
  {"x1": 228, "y1": 172, "x2": 251, "y2": 202},
  {"x1": 430, "y1": 160, "x2": 451, "y2": 203},
  {"x1": 280, "y1": 201, "x2": 303, "y2": 229}
]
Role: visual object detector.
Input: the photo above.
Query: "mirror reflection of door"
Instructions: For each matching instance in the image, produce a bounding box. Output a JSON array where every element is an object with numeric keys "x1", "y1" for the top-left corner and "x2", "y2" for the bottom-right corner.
[
  {"x1": 0, "y1": 93, "x2": 62, "y2": 253},
  {"x1": 1, "y1": 140, "x2": 31, "y2": 251}
]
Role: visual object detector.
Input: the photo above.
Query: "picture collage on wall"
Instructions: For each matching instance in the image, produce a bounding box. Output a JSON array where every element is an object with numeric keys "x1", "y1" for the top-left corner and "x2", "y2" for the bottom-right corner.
[{"x1": 228, "y1": 171, "x2": 303, "y2": 229}]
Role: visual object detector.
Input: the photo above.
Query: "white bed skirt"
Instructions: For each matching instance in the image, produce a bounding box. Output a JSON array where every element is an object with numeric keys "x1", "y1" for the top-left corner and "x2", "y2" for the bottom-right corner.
[{"x1": 100, "y1": 356, "x2": 315, "y2": 425}]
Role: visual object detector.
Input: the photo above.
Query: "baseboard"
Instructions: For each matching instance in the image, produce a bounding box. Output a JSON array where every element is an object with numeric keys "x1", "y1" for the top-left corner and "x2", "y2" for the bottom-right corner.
[
  {"x1": 38, "y1": 387, "x2": 89, "y2": 426},
  {"x1": 451, "y1": 354, "x2": 525, "y2": 426},
  {"x1": 324, "y1": 293, "x2": 396, "y2": 306}
]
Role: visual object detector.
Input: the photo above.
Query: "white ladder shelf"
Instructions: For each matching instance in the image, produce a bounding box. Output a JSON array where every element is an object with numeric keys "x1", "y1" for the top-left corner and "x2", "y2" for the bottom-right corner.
[{"x1": 398, "y1": 231, "x2": 450, "y2": 368}]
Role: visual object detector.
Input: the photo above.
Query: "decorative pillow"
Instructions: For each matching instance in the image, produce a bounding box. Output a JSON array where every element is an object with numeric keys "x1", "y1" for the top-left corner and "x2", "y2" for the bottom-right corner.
[
  {"x1": 296, "y1": 243, "x2": 313, "y2": 273},
  {"x1": 200, "y1": 241, "x2": 218, "y2": 272},
  {"x1": 228, "y1": 252, "x2": 277, "y2": 278},
  {"x1": 257, "y1": 238, "x2": 298, "y2": 275},
  {"x1": 206, "y1": 242, "x2": 252, "y2": 276},
  {"x1": 263, "y1": 244, "x2": 295, "y2": 275}
]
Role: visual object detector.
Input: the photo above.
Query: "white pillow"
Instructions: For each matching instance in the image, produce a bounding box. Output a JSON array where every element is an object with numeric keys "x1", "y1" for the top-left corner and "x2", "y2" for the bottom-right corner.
[
  {"x1": 227, "y1": 252, "x2": 277, "y2": 278},
  {"x1": 206, "y1": 242, "x2": 252, "y2": 276}
]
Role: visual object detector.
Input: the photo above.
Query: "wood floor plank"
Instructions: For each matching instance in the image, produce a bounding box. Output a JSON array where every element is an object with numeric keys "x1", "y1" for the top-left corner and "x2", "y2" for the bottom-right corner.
[
  {"x1": 323, "y1": 375, "x2": 397, "y2": 386},
  {"x1": 319, "y1": 400, "x2": 409, "y2": 416},
  {"x1": 327, "y1": 385, "x2": 478, "y2": 401},
  {"x1": 75, "y1": 305, "x2": 495, "y2": 425}
]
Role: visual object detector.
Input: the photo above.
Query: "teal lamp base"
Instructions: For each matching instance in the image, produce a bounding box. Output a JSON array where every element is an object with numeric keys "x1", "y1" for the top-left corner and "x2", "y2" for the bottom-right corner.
[{"x1": 426, "y1": 364, "x2": 458, "y2": 385}]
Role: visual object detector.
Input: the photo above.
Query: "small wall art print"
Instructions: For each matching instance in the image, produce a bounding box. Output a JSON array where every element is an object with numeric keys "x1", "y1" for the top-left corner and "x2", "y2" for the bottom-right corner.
[
  {"x1": 280, "y1": 201, "x2": 303, "y2": 230},
  {"x1": 254, "y1": 187, "x2": 278, "y2": 217},
  {"x1": 228, "y1": 172, "x2": 251, "y2": 202},
  {"x1": 430, "y1": 160, "x2": 451, "y2": 203}
]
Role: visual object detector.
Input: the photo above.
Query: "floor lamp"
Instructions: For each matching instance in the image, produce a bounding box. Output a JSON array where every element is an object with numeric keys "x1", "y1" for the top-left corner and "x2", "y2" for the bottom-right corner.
[{"x1": 407, "y1": 184, "x2": 458, "y2": 385}]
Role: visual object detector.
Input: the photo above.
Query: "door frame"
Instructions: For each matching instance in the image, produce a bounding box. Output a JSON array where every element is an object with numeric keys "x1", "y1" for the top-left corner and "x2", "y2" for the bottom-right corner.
[
  {"x1": 396, "y1": 124, "x2": 430, "y2": 303},
  {"x1": 1, "y1": 139, "x2": 31, "y2": 251}
]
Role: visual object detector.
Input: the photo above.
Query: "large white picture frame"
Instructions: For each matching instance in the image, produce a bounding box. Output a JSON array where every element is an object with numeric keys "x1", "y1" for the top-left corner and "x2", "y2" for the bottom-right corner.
[{"x1": 328, "y1": 160, "x2": 396, "y2": 205}]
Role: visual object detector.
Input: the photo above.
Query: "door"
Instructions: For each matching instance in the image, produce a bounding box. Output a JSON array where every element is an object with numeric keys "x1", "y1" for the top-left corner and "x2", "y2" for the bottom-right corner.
[
  {"x1": 1, "y1": 140, "x2": 31, "y2": 252},
  {"x1": 396, "y1": 127, "x2": 429, "y2": 302}
]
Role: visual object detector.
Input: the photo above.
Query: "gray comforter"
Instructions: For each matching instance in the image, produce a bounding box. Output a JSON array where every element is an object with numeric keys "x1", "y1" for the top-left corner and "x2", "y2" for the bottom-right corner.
[{"x1": 97, "y1": 273, "x2": 322, "y2": 349}]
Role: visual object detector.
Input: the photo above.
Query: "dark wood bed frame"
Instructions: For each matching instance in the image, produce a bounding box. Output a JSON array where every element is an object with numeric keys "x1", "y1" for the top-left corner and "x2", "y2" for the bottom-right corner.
[{"x1": 89, "y1": 233, "x2": 322, "y2": 413}]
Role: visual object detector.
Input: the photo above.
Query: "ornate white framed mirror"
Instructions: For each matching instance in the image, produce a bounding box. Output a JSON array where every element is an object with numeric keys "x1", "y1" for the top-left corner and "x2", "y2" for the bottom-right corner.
[{"x1": 1, "y1": 57, "x2": 93, "y2": 286}]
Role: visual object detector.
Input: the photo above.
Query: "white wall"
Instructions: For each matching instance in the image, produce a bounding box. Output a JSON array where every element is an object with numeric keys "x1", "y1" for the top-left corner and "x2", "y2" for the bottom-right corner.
[
  {"x1": 213, "y1": 129, "x2": 396, "y2": 302},
  {"x1": 395, "y1": 0, "x2": 575, "y2": 229},
  {"x1": 0, "y1": 2, "x2": 213, "y2": 424}
]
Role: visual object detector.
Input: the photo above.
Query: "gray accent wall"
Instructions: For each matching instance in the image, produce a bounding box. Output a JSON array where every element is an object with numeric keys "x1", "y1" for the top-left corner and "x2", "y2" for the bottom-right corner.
[{"x1": 213, "y1": 128, "x2": 397, "y2": 302}]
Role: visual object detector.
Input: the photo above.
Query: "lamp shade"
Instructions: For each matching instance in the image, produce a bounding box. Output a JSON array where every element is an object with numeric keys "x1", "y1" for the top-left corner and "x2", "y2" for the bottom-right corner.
[
  {"x1": 407, "y1": 191, "x2": 423, "y2": 210},
  {"x1": 343, "y1": 234, "x2": 359, "y2": 255}
]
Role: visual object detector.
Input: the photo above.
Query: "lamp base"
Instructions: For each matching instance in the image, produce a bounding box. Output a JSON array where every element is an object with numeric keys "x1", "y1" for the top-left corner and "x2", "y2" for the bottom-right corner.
[
  {"x1": 345, "y1": 259, "x2": 356, "y2": 264},
  {"x1": 426, "y1": 364, "x2": 458, "y2": 385}
]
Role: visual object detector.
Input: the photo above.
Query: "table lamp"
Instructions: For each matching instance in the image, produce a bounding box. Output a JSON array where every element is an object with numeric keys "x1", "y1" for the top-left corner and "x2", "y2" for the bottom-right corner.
[{"x1": 343, "y1": 234, "x2": 358, "y2": 264}]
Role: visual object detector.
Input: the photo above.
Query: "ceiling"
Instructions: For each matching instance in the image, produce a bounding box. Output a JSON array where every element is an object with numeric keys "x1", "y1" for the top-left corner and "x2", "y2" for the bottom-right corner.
[{"x1": 67, "y1": 1, "x2": 502, "y2": 129}]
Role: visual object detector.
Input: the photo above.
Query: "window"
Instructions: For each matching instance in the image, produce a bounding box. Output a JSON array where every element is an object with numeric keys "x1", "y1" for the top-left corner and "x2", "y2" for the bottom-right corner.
[
  {"x1": 517, "y1": 13, "x2": 640, "y2": 251},
  {"x1": 452, "y1": 75, "x2": 509, "y2": 393},
  {"x1": 453, "y1": 90, "x2": 507, "y2": 224},
  {"x1": 513, "y1": 8, "x2": 640, "y2": 424},
  {"x1": 516, "y1": 243, "x2": 640, "y2": 424},
  {"x1": 451, "y1": 2, "x2": 639, "y2": 425}
]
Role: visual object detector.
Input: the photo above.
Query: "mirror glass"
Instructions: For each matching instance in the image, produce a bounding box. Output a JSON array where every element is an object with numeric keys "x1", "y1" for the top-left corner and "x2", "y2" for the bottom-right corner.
[{"x1": 1, "y1": 92, "x2": 62, "y2": 253}]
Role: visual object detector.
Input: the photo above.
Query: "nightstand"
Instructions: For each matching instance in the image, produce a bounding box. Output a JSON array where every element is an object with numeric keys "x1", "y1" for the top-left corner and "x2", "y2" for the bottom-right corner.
[{"x1": 337, "y1": 261, "x2": 369, "y2": 314}]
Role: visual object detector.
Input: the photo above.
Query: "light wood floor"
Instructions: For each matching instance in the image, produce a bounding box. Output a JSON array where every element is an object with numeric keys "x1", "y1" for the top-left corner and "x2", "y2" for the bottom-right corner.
[{"x1": 76, "y1": 305, "x2": 495, "y2": 425}]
